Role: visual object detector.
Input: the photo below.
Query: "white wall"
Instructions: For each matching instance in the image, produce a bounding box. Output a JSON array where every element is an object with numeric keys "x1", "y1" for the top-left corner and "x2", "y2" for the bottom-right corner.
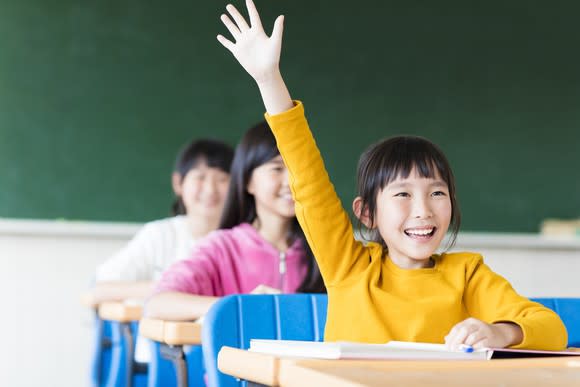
[
  {"x1": 0, "y1": 219, "x2": 139, "y2": 387},
  {"x1": 453, "y1": 233, "x2": 580, "y2": 297},
  {"x1": 0, "y1": 219, "x2": 579, "y2": 386}
]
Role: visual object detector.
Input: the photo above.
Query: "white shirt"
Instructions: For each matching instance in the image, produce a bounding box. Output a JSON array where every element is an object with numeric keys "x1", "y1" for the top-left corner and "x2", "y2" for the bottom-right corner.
[{"x1": 96, "y1": 216, "x2": 196, "y2": 282}]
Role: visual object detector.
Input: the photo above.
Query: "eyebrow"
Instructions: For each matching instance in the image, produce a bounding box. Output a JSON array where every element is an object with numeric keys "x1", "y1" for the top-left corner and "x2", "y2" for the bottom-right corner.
[{"x1": 387, "y1": 180, "x2": 448, "y2": 190}]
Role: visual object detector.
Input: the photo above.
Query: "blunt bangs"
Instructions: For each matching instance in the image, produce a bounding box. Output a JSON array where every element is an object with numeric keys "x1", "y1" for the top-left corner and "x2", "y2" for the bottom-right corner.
[
  {"x1": 175, "y1": 139, "x2": 234, "y2": 177},
  {"x1": 370, "y1": 137, "x2": 451, "y2": 194}
]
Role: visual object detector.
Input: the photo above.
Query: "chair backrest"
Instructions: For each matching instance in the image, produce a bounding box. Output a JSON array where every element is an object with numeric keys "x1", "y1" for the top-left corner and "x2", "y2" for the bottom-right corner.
[
  {"x1": 202, "y1": 294, "x2": 328, "y2": 387},
  {"x1": 530, "y1": 297, "x2": 580, "y2": 347}
]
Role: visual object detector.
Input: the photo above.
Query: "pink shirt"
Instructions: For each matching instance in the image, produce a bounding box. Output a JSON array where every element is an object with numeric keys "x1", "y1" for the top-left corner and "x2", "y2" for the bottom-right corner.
[{"x1": 154, "y1": 223, "x2": 308, "y2": 296}]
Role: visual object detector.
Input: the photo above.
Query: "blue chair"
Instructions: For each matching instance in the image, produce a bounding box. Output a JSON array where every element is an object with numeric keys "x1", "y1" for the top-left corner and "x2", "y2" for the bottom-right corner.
[
  {"x1": 91, "y1": 309, "x2": 205, "y2": 387},
  {"x1": 531, "y1": 297, "x2": 580, "y2": 347},
  {"x1": 90, "y1": 316, "x2": 146, "y2": 387},
  {"x1": 147, "y1": 340, "x2": 178, "y2": 387},
  {"x1": 201, "y1": 294, "x2": 328, "y2": 387},
  {"x1": 104, "y1": 320, "x2": 148, "y2": 387},
  {"x1": 90, "y1": 315, "x2": 113, "y2": 387}
]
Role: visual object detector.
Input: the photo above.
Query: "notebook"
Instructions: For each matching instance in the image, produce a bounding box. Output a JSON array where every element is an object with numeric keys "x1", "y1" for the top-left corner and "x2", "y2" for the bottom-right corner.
[{"x1": 249, "y1": 339, "x2": 580, "y2": 361}]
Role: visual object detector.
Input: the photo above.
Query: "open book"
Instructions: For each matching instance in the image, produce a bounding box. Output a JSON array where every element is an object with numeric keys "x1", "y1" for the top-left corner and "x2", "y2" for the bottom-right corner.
[{"x1": 249, "y1": 339, "x2": 580, "y2": 361}]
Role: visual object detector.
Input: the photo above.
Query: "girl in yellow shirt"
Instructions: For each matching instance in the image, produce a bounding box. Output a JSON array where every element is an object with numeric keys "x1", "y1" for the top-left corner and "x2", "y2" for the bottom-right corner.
[{"x1": 215, "y1": 0, "x2": 567, "y2": 350}]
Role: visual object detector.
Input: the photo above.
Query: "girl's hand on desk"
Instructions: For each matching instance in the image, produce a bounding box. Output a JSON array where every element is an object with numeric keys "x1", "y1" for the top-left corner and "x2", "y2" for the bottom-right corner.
[
  {"x1": 217, "y1": 0, "x2": 284, "y2": 85},
  {"x1": 251, "y1": 284, "x2": 282, "y2": 295},
  {"x1": 445, "y1": 317, "x2": 523, "y2": 350}
]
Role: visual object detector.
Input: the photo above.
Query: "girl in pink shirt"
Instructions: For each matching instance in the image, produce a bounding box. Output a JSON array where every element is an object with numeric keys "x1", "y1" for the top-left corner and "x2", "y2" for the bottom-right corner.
[{"x1": 146, "y1": 121, "x2": 325, "y2": 320}]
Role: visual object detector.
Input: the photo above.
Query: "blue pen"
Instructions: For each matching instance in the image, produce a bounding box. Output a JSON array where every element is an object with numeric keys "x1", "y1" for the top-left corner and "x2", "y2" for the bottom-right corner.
[{"x1": 460, "y1": 344, "x2": 474, "y2": 353}]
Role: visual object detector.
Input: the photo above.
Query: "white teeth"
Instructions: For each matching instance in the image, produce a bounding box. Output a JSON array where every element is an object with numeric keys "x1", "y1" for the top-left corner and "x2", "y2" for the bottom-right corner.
[{"x1": 406, "y1": 228, "x2": 434, "y2": 236}]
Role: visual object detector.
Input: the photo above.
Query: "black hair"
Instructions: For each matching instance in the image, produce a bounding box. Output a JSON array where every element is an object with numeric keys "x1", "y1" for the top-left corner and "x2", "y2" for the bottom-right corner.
[
  {"x1": 171, "y1": 139, "x2": 234, "y2": 215},
  {"x1": 356, "y1": 135, "x2": 461, "y2": 250},
  {"x1": 219, "y1": 121, "x2": 325, "y2": 293}
]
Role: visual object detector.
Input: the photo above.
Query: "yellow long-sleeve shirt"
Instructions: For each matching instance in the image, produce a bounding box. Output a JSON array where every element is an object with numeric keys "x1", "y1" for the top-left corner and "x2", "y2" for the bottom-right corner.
[{"x1": 265, "y1": 101, "x2": 567, "y2": 350}]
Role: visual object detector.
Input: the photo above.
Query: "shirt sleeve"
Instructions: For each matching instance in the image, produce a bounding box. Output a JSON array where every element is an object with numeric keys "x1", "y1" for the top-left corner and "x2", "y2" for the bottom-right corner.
[
  {"x1": 265, "y1": 101, "x2": 372, "y2": 287},
  {"x1": 95, "y1": 223, "x2": 159, "y2": 282},
  {"x1": 153, "y1": 238, "x2": 224, "y2": 296},
  {"x1": 463, "y1": 256, "x2": 568, "y2": 350}
]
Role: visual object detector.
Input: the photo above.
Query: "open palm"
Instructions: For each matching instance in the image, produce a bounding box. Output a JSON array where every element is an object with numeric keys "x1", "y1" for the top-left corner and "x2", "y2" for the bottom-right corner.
[{"x1": 217, "y1": 0, "x2": 284, "y2": 84}]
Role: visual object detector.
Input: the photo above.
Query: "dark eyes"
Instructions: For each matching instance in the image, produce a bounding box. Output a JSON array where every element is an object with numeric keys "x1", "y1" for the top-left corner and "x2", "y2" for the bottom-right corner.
[
  {"x1": 191, "y1": 173, "x2": 229, "y2": 182},
  {"x1": 394, "y1": 191, "x2": 447, "y2": 198}
]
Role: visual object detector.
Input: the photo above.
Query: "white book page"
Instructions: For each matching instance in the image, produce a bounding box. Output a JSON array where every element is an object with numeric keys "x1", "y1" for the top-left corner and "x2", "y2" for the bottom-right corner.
[{"x1": 250, "y1": 339, "x2": 490, "y2": 360}]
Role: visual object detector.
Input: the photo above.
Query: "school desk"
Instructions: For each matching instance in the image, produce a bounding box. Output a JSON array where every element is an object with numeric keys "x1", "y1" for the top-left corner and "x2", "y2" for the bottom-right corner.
[
  {"x1": 139, "y1": 318, "x2": 202, "y2": 345},
  {"x1": 98, "y1": 301, "x2": 143, "y2": 322},
  {"x1": 217, "y1": 346, "x2": 580, "y2": 387},
  {"x1": 139, "y1": 318, "x2": 203, "y2": 387}
]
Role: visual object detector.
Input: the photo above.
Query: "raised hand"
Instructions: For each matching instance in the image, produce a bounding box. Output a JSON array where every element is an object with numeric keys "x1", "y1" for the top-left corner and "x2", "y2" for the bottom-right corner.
[
  {"x1": 217, "y1": 0, "x2": 293, "y2": 114},
  {"x1": 217, "y1": 0, "x2": 284, "y2": 85}
]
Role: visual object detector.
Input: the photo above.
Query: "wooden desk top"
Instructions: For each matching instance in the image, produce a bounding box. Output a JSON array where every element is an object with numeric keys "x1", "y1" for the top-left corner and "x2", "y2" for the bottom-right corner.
[
  {"x1": 218, "y1": 347, "x2": 580, "y2": 387},
  {"x1": 139, "y1": 317, "x2": 202, "y2": 345},
  {"x1": 98, "y1": 301, "x2": 143, "y2": 322}
]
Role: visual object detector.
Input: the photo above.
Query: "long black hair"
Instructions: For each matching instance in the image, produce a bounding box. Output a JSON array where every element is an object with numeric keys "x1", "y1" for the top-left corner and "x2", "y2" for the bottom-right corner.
[
  {"x1": 171, "y1": 139, "x2": 234, "y2": 215},
  {"x1": 219, "y1": 121, "x2": 325, "y2": 293}
]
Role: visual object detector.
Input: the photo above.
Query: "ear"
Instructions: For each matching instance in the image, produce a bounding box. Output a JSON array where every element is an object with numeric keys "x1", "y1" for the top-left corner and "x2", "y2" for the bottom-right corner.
[
  {"x1": 246, "y1": 173, "x2": 255, "y2": 195},
  {"x1": 352, "y1": 196, "x2": 374, "y2": 229},
  {"x1": 171, "y1": 172, "x2": 183, "y2": 196}
]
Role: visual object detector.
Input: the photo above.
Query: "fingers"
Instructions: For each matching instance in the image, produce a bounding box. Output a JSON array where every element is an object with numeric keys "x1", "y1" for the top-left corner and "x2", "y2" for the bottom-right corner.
[
  {"x1": 271, "y1": 15, "x2": 285, "y2": 43},
  {"x1": 250, "y1": 284, "x2": 281, "y2": 294},
  {"x1": 246, "y1": 0, "x2": 264, "y2": 30},
  {"x1": 445, "y1": 318, "x2": 481, "y2": 350},
  {"x1": 250, "y1": 284, "x2": 264, "y2": 294},
  {"x1": 216, "y1": 34, "x2": 235, "y2": 52},
  {"x1": 226, "y1": 3, "x2": 250, "y2": 32},
  {"x1": 446, "y1": 325, "x2": 473, "y2": 350},
  {"x1": 220, "y1": 13, "x2": 241, "y2": 40},
  {"x1": 470, "y1": 337, "x2": 490, "y2": 350},
  {"x1": 264, "y1": 286, "x2": 282, "y2": 294},
  {"x1": 463, "y1": 330, "x2": 486, "y2": 348},
  {"x1": 445, "y1": 318, "x2": 498, "y2": 351}
]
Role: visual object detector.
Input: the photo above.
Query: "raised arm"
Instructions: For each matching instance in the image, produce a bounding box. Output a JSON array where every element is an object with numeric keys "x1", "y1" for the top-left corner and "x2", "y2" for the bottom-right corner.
[
  {"x1": 217, "y1": 0, "x2": 292, "y2": 115},
  {"x1": 217, "y1": 1, "x2": 371, "y2": 286}
]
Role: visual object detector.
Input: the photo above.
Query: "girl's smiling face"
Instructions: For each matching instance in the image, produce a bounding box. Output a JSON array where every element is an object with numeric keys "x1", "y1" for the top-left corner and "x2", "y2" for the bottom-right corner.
[
  {"x1": 374, "y1": 167, "x2": 452, "y2": 269},
  {"x1": 247, "y1": 155, "x2": 295, "y2": 220},
  {"x1": 176, "y1": 163, "x2": 230, "y2": 219}
]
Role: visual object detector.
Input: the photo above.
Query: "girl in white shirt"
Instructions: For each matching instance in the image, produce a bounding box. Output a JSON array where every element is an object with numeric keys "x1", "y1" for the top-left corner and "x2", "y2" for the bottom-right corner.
[{"x1": 91, "y1": 138, "x2": 234, "y2": 303}]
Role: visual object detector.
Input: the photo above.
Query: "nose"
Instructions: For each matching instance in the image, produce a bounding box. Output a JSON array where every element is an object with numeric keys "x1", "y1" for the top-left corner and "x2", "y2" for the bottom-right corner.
[
  {"x1": 202, "y1": 176, "x2": 219, "y2": 196},
  {"x1": 412, "y1": 196, "x2": 433, "y2": 219},
  {"x1": 282, "y1": 168, "x2": 290, "y2": 187}
]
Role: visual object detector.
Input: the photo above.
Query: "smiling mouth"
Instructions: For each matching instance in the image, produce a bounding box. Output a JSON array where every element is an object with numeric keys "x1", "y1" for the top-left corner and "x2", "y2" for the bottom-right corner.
[{"x1": 404, "y1": 227, "x2": 436, "y2": 239}]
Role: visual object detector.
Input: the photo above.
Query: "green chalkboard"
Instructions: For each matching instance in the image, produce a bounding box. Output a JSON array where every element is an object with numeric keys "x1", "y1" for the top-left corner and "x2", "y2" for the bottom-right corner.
[{"x1": 0, "y1": 0, "x2": 579, "y2": 232}]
